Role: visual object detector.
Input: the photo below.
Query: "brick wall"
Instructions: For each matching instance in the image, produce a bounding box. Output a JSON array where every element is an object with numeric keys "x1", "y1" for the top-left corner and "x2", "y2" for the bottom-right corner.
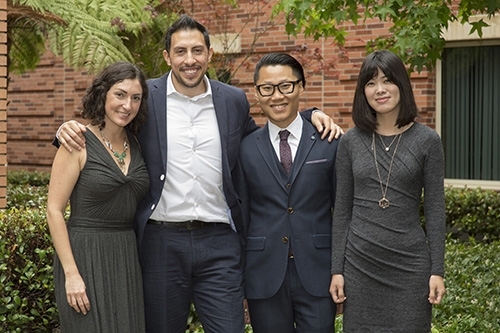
[
  {"x1": 0, "y1": 0, "x2": 6, "y2": 208},
  {"x1": 7, "y1": 53, "x2": 91, "y2": 172},
  {"x1": 190, "y1": 1, "x2": 437, "y2": 130},
  {"x1": 6, "y1": 1, "x2": 438, "y2": 172}
]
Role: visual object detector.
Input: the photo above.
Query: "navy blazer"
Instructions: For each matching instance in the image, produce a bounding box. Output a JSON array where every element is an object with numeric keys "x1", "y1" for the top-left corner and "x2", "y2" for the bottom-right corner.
[
  {"x1": 238, "y1": 117, "x2": 339, "y2": 299},
  {"x1": 133, "y1": 72, "x2": 259, "y2": 246}
]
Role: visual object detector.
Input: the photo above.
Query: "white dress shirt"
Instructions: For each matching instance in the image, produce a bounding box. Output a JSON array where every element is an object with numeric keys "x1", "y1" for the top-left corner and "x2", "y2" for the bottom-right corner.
[
  {"x1": 149, "y1": 74, "x2": 230, "y2": 224},
  {"x1": 268, "y1": 113, "x2": 303, "y2": 163}
]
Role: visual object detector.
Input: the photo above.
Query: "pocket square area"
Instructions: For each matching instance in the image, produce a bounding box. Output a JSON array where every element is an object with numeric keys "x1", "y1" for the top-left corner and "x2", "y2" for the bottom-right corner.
[{"x1": 305, "y1": 159, "x2": 328, "y2": 164}]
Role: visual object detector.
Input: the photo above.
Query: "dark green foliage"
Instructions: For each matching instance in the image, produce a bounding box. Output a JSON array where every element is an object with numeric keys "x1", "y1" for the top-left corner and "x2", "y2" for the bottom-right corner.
[
  {"x1": 444, "y1": 187, "x2": 500, "y2": 242},
  {"x1": 1, "y1": 171, "x2": 54, "y2": 332},
  {"x1": 6, "y1": 185, "x2": 48, "y2": 210},
  {"x1": 7, "y1": 170, "x2": 50, "y2": 187},
  {"x1": 421, "y1": 187, "x2": 500, "y2": 242},
  {"x1": 0, "y1": 208, "x2": 58, "y2": 332},
  {"x1": 275, "y1": 0, "x2": 500, "y2": 73},
  {"x1": 7, "y1": 170, "x2": 50, "y2": 210},
  {"x1": 432, "y1": 239, "x2": 500, "y2": 332}
]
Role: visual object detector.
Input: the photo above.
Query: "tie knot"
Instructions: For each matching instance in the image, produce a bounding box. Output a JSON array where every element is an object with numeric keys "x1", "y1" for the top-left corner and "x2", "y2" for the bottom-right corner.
[{"x1": 279, "y1": 130, "x2": 290, "y2": 141}]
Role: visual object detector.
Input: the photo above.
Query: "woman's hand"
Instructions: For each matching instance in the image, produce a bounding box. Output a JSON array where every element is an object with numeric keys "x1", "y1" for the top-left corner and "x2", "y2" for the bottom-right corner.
[
  {"x1": 65, "y1": 272, "x2": 91, "y2": 314},
  {"x1": 330, "y1": 274, "x2": 346, "y2": 304},
  {"x1": 428, "y1": 274, "x2": 446, "y2": 304}
]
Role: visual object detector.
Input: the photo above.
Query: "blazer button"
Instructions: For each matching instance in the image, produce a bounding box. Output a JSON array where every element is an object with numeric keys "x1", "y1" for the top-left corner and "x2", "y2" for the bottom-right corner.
[
  {"x1": 160, "y1": 174, "x2": 165, "y2": 181},
  {"x1": 282, "y1": 236, "x2": 289, "y2": 244},
  {"x1": 287, "y1": 207, "x2": 294, "y2": 214},
  {"x1": 286, "y1": 183, "x2": 291, "y2": 189}
]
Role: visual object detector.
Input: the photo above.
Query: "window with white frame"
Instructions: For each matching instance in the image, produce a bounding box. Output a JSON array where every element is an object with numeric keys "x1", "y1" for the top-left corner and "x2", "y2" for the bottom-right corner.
[
  {"x1": 438, "y1": 15, "x2": 500, "y2": 189},
  {"x1": 441, "y1": 45, "x2": 500, "y2": 182}
]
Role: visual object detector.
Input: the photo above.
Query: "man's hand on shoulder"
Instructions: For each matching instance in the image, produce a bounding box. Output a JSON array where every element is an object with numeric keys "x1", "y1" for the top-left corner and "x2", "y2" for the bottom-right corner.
[
  {"x1": 57, "y1": 120, "x2": 87, "y2": 152},
  {"x1": 311, "y1": 109, "x2": 344, "y2": 142}
]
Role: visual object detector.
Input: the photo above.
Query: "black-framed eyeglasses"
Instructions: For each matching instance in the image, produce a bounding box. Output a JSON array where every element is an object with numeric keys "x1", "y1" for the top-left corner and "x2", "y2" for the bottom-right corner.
[{"x1": 256, "y1": 80, "x2": 302, "y2": 97}]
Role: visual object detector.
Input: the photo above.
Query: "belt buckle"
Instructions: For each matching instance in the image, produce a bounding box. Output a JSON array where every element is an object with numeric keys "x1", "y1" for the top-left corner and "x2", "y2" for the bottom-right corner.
[{"x1": 186, "y1": 220, "x2": 197, "y2": 230}]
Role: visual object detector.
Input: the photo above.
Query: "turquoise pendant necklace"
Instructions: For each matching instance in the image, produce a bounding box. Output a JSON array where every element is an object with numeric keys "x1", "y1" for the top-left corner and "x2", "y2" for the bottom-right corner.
[{"x1": 99, "y1": 129, "x2": 129, "y2": 172}]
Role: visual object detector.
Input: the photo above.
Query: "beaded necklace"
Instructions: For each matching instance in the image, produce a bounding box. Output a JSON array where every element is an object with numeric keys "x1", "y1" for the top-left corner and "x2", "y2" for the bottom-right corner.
[{"x1": 99, "y1": 129, "x2": 129, "y2": 172}]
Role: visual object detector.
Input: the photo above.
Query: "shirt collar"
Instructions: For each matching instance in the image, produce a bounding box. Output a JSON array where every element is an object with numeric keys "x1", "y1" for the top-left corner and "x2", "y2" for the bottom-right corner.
[
  {"x1": 268, "y1": 113, "x2": 302, "y2": 142},
  {"x1": 166, "y1": 72, "x2": 212, "y2": 99}
]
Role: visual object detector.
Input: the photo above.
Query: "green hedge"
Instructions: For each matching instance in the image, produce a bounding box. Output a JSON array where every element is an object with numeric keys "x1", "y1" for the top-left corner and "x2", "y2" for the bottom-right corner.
[
  {"x1": 6, "y1": 171, "x2": 49, "y2": 210},
  {"x1": 432, "y1": 239, "x2": 500, "y2": 332},
  {"x1": 444, "y1": 187, "x2": 500, "y2": 242},
  {"x1": 0, "y1": 208, "x2": 58, "y2": 332},
  {"x1": 1, "y1": 171, "x2": 500, "y2": 332},
  {"x1": 6, "y1": 170, "x2": 51, "y2": 187},
  {"x1": 419, "y1": 187, "x2": 500, "y2": 242}
]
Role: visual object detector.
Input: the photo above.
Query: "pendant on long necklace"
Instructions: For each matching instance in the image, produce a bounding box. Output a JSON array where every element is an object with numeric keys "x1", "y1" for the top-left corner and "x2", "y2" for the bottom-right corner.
[
  {"x1": 379, "y1": 197, "x2": 390, "y2": 209},
  {"x1": 373, "y1": 132, "x2": 403, "y2": 210}
]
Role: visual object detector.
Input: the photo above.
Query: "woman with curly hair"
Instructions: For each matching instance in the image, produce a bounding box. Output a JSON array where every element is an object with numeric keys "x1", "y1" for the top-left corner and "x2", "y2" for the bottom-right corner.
[{"x1": 47, "y1": 61, "x2": 150, "y2": 332}]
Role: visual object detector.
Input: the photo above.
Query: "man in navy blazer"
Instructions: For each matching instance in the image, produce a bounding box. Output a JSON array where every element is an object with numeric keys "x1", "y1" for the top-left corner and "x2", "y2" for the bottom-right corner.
[
  {"x1": 238, "y1": 53, "x2": 339, "y2": 332},
  {"x1": 133, "y1": 16, "x2": 256, "y2": 333},
  {"x1": 54, "y1": 16, "x2": 342, "y2": 333}
]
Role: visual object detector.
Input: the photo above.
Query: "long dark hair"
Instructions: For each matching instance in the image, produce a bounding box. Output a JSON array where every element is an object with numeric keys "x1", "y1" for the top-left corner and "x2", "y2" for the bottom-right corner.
[
  {"x1": 352, "y1": 50, "x2": 417, "y2": 133},
  {"x1": 80, "y1": 61, "x2": 148, "y2": 134}
]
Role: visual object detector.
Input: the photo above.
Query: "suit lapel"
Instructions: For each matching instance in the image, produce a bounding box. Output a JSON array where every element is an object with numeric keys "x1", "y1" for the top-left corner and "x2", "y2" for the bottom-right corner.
[
  {"x1": 211, "y1": 82, "x2": 229, "y2": 163},
  {"x1": 151, "y1": 74, "x2": 169, "y2": 169},
  {"x1": 288, "y1": 120, "x2": 317, "y2": 183},
  {"x1": 255, "y1": 123, "x2": 286, "y2": 186}
]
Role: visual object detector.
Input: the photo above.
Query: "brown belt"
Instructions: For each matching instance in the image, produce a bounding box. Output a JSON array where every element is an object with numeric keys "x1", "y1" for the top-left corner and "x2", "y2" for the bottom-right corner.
[{"x1": 147, "y1": 219, "x2": 226, "y2": 230}]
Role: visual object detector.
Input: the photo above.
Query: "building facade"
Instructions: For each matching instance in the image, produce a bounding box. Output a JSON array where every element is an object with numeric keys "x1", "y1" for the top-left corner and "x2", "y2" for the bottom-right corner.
[
  {"x1": 1, "y1": 0, "x2": 7, "y2": 207},
  {"x1": 5, "y1": 1, "x2": 500, "y2": 191}
]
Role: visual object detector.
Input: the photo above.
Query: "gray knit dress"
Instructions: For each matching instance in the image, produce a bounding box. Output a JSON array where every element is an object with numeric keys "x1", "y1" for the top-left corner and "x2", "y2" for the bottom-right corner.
[
  {"x1": 53, "y1": 130, "x2": 149, "y2": 333},
  {"x1": 331, "y1": 123, "x2": 446, "y2": 333}
]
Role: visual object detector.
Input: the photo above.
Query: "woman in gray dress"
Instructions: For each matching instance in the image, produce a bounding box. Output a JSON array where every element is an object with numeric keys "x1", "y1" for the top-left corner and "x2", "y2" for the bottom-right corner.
[
  {"x1": 47, "y1": 62, "x2": 149, "y2": 332},
  {"x1": 330, "y1": 50, "x2": 446, "y2": 332}
]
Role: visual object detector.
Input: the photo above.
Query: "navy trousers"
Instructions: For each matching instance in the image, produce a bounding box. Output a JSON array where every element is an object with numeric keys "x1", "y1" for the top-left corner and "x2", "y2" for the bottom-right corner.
[
  {"x1": 247, "y1": 258, "x2": 336, "y2": 333},
  {"x1": 140, "y1": 222, "x2": 245, "y2": 333}
]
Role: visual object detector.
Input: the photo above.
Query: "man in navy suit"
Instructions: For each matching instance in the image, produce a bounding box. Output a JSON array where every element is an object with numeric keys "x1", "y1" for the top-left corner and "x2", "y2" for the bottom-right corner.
[
  {"x1": 238, "y1": 53, "x2": 339, "y2": 332},
  {"x1": 54, "y1": 16, "x2": 342, "y2": 333}
]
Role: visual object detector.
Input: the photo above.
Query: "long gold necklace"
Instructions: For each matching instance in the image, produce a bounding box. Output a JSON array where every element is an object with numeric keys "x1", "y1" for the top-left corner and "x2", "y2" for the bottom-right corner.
[
  {"x1": 372, "y1": 132, "x2": 402, "y2": 209},
  {"x1": 99, "y1": 129, "x2": 129, "y2": 172}
]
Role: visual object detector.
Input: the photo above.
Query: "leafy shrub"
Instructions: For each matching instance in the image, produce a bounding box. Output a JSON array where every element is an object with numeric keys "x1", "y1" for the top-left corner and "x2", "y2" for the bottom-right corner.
[
  {"x1": 7, "y1": 185, "x2": 48, "y2": 210},
  {"x1": 432, "y1": 239, "x2": 500, "y2": 332},
  {"x1": 0, "y1": 208, "x2": 58, "y2": 332},
  {"x1": 421, "y1": 187, "x2": 500, "y2": 242},
  {"x1": 444, "y1": 187, "x2": 500, "y2": 242},
  {"x1": 7, "y1": 170, "x2": 50, "y2": 187},
  {"x1": 7, "y1": 170, "x2": 49, "y2": 210}
]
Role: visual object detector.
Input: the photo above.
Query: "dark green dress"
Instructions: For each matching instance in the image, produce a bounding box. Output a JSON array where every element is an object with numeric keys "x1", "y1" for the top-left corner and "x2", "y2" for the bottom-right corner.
[{"x1": 54, "y1": 130, "x2": 149, "y2": 332}]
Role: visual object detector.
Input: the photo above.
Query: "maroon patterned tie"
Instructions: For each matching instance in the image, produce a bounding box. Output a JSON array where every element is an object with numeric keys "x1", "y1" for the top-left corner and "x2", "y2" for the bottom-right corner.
[{"x1": 279, "y1": 130, "x2": 292, "y2": 175}]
